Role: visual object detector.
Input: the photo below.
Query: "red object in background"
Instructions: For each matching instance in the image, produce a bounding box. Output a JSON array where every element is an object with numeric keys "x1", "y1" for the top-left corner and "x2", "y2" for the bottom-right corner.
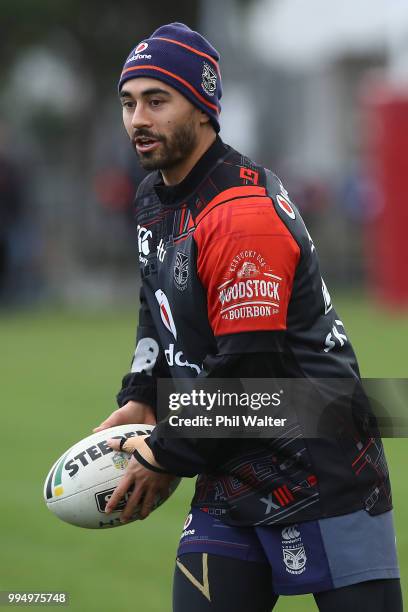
[{"x1": 363, "y1": 84, "x2": 408, "y2": 307}]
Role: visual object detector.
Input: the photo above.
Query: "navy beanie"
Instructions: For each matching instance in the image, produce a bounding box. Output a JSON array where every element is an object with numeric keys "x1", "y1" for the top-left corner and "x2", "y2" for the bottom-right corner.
[{"x1": 118, "y1": 23, "x2": 222, "y2": 132}]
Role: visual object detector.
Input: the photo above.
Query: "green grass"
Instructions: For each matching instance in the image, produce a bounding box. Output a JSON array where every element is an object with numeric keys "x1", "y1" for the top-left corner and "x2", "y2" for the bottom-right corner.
[{"x1": 0, "y1": 294, "x2": 406, "y2": 611}]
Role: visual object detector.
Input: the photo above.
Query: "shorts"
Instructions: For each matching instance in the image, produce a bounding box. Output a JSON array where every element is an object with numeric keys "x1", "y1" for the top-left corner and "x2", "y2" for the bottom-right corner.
[{"x1": 177, "y1": 508, "x2": 400, "y2": 595}]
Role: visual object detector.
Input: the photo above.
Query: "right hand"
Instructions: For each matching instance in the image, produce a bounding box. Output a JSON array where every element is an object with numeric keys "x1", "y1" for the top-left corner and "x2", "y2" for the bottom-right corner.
[
  {"x1": 93, "y1": 401, "x2": 156, "y2": 432},
  {"x1": 105, "y1": 435, "x2": 175, "y2": 521}
]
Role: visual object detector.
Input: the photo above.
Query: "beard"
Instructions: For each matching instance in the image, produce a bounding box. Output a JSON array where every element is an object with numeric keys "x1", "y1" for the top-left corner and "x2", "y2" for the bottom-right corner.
[{"x1": 133, "y1": 114, "x2": 198, "y2": 172}]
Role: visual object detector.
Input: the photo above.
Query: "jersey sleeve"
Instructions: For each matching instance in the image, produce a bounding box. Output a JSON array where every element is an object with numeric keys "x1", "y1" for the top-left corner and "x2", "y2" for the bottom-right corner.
[
  {"x1": 146, "y1": 351, "x2": 288, "y2": 477},
  {"x1": 193, "y1": 188, "x2": 301, "y2": 355},
  {"x1": 116, "y1": 285, "x2": 170, "y2": 412}
]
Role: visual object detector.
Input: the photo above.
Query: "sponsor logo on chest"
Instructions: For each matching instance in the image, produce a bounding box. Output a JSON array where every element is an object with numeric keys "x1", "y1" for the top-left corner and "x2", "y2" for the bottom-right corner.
[
  {"x1": 174, "y1": 251, "x2": 189, "y2": 291},
  {"x1": 137, "y1": 225, "x2": 152, "y2": 265}
]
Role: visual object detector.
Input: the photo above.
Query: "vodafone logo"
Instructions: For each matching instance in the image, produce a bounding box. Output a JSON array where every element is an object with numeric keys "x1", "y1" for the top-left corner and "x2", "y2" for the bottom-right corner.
[
  {"x1": 180, "y1": 513, "x2": 195, "y2": 539},
  {"x1": 183, "y1": 513, "x2": 193, "y2": 530},
  {"x1": 277, "y1": 195, "x2": 296, "y2": 220},
  {"x1": 135, "y1": 42, "x2": 148, "y2": 53},
  {"x1": 155, "y1": 289, "x2": 177, "y2": 340},
  {"x1": 126, "y1": 42, "x2": 152, "y2": 63},
  {"x1": 165, "y1": 344, "x2": 201, "y2": 374}
]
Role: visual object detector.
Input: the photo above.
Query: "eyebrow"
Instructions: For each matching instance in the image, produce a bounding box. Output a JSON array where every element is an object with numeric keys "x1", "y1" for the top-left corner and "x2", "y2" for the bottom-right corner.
[{"x1": 119, "y1": 87, "x2": 171, "y2": 99}]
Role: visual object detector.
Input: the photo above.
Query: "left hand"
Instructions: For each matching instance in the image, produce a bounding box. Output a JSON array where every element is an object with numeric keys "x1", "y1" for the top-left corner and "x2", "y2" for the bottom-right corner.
[{"x1": 105, "y1": 435, "x2": 177, "y2": 521}]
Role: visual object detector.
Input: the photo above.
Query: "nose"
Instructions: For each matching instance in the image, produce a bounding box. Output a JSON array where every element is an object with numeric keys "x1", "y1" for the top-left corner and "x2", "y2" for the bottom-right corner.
[{"x1": 131, "y1": 103, "x2": 152, "y2": 130}]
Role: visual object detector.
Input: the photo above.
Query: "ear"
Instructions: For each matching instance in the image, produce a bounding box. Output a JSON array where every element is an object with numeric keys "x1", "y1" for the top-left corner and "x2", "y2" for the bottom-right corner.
[{"x1": 199, "y1": 110, "x2": 210, "y2": 126}]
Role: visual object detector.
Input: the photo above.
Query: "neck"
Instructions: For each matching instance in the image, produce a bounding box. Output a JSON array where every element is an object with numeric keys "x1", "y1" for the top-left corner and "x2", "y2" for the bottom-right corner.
[{"x1": 161, "y1": 129, "x2": 217, "y2": 186}]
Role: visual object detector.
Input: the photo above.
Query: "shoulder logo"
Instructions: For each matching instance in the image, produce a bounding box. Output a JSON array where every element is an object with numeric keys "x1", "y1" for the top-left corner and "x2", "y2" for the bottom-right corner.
[
  {"x1": 174, "y1": 252, "x2": 189, "y2": 291},
  {"x1": 218, "y1": 250, "x2": 281, "y2": 322},
  {"x1": 201, "y1": 62, "x2": 217, "y2": 96},
  {"x1": 276, "y1": 194, "x2": 296, "y2": 220},
  {"x1": 237, "y1": 261, "x2": 259, "y2": 279}
]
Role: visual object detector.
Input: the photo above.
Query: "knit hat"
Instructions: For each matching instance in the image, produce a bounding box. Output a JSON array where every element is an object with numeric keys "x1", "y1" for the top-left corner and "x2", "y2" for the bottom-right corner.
[{"x1": 118, "y1": 23, "x2": 222, "y2": 132}]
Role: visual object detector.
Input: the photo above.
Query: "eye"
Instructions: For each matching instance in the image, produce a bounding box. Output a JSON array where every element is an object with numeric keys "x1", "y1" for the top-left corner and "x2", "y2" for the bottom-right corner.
[
  {"x1": 122, "y1": 100, "x2": 135, "y2": 110},
  {"x1": 149, "y1": 99, "x2": 163, "y2": 108}
]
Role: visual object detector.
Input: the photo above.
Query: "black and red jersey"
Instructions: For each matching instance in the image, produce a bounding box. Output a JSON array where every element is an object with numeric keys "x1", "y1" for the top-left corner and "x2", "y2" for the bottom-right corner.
[{"x1": 117, "y1": 136, "x2": 392, "y2": 526}]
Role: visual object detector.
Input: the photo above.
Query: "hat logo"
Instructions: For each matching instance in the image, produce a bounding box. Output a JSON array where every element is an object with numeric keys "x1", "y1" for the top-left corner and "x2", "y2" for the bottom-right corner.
[
  {"x1": 126, "y1": 41, "x2": 151, "y2": 64},
  {"x1": 201, "y1": 62, "x2": 217, "y2": 97},
  {"x1": 135, "y1": 42, "x2": 148, "y2": 53}
]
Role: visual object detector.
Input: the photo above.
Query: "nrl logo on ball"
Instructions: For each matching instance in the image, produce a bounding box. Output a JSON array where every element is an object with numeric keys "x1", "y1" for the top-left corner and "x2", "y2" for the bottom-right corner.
[
  {"x1": 112, "y1": 452, "x2": 129, "y2": 470},
  {"x1": 201, "y1": 62, "x2": 217, "y2": 96}
]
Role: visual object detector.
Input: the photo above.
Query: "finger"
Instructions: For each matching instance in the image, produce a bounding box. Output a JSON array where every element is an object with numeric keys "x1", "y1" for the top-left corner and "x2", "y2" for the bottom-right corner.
[
  {"x1": 93, "y1": 420, "x2": 111, "y2": 433},
  {"x1": 106, "y1": 438, "x2": 121, "y2": 451},
  {"x1": 105, "y1": 476, "x2": 132, "y2": 514},
  {"x1": 121, "y1": 484, "x2": 145, "y2": 522},
  {"x1": 121, "y1": 435, "x2": 147, "y2": 454},
  {"x1": 93, "y1": 419, "x2": 116, "y2": 433},
  {"x1": 139, "y1": 488, "x2": 157, "y2": 520}
]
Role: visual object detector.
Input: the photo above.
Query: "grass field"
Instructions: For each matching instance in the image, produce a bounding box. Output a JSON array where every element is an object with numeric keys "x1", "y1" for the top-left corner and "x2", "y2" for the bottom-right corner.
[{"x1": 0, "y1": 294, "x2": 407, "y2": 611}]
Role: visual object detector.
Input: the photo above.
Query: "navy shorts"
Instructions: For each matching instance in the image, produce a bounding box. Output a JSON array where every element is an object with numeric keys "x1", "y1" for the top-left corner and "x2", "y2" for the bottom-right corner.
[{"x1": 177, "y1": 508, "x2": 400, "y2": 595}]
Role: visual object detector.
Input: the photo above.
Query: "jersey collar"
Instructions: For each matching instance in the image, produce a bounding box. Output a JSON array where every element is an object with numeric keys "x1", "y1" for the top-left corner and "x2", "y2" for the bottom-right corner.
[{"x1": 154, "y1": 135, "x2": 229, "y2": 206}]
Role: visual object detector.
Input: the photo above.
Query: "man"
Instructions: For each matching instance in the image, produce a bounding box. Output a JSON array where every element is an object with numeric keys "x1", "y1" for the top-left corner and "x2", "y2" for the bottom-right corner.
[{"x1": 95, "y1": 23, "x2": 402, "y2": 611}]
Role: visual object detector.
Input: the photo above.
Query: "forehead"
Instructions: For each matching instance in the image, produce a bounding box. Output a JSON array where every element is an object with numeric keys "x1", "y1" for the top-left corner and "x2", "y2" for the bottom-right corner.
[{"x1": 120, "y1": 77, "x2": 177, "y2": 98}]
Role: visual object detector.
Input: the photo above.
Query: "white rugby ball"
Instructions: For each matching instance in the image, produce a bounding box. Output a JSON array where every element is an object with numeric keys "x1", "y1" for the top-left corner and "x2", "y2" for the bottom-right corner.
[{"x1": 43, "y1": 424, "x2": 180, "y2": 529}]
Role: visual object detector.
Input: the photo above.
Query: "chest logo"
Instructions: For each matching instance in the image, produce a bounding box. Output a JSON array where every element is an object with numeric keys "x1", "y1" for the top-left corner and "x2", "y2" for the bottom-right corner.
[
  {"x1": 157, "y1": 238, "x2": 166, "y2": 263},
  {"x1": 155, "y1": 289, "x2": 177, "y2": 339},
  {"x1": 137, "y1": 225, "x2": 152, "y2": 265},
  {"x1": 174, "y1": 252, "x2": 189, "y2": 292}
]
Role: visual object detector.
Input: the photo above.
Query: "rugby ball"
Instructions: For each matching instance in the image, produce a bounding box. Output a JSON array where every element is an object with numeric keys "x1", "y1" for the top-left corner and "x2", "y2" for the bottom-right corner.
[{"x1": 43, "y1": 424, "x2": 180, "y2": 529}]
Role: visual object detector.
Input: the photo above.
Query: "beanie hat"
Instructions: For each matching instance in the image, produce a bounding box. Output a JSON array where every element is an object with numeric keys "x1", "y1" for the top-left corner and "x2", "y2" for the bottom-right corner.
[{"x1": 118, "y1": 22, "x2": 222, "y2": 132}]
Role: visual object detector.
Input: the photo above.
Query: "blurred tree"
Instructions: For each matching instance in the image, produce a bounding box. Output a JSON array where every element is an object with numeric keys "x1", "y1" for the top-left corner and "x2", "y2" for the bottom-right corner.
[
  {"x1": 0, "y1": 0, "x2": 198, "y2": 93},
  {"x1": 0, "y1": 2, "x2": 200, "y2": 288}
]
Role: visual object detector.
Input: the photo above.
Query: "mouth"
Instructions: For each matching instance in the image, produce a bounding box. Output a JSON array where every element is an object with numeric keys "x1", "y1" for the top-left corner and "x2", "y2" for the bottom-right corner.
[{"x1": 134, "y1": 136, "x2": 161, "y2": 154}]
